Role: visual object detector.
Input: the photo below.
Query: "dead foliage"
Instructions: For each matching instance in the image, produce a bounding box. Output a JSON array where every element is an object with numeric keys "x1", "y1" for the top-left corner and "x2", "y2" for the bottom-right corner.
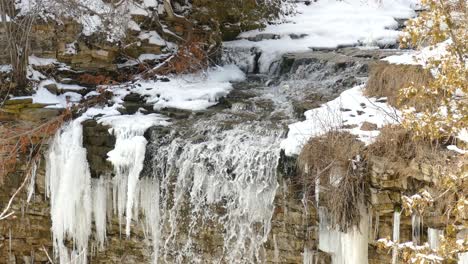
[
  {"x1": 365, "y1": 62, "x2": 433, "y2": 108},
  {"x1": 365, "y1": 124, "x2": 449, "y2": 164},
  {"x1": 297, "y1": 131, "x2": 368, "y2": 231},
  {"x1": 78, "y1": 74, "x2": 118, "y2": 86},
  {"x1": 0, "y1": 110, "x2": 71, "y2": 183},
  {"x1": 144, "y1": 40, "x2": 208, "y2": 77}
]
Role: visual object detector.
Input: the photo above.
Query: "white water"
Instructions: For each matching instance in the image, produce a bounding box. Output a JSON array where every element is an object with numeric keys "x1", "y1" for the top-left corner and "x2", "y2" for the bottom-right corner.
[
  {"x1": 149, "y1": 123, "x2": 282, "y2": 263},
  {"x1": 318, "y1": 207, "x2": 369, "y2": 264}
]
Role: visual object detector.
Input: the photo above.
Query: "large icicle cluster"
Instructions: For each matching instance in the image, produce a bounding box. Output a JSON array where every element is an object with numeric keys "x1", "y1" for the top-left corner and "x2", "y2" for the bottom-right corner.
[
  {"x1": 46, "y1": 113, "x2": 169, "y2": 263},
  {"x1": 46, "y1": 118, "x2": 92, "y2": 264},
  {"x1": 46, "y1": 112, "x2": 281, "y2": 263},
  {"x1": 318, "y1": 207, "x2": 370, "y2": 264}
]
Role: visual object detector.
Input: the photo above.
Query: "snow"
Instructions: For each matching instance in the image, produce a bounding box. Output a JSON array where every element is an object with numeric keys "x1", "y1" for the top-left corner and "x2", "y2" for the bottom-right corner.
[
  {"x1": 138, "y1": 53, "x2": 166, "y2": 61},
  {"x1": 29, "y1": 55, "x2": 58, "y2": 66},
  {"x1": 225, "y1": 0, "x2": 418, "y2": 73},
  {"x1": 383, "y1": 40, "x2": 451, "y2": 66},
  {"x1": 32, "y1": 87, "x2": 82, "y2": 108},
  {"x1": 0, "y1": 65, "x2": 12, "y2": 73},
  {"x1": 281, "y1": 85, "x2": 399, "y2": 156},
  {"x1": 127, "y1": 65, "x2": 246, "y2": 111},
  {"x1": 139, "y1": 31, "x2": 166, "y2": 46}
]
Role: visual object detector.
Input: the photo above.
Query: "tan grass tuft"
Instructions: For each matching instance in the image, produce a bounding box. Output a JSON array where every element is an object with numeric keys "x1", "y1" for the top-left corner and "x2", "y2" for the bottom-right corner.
[
  {"x1": 365, "y1": 62, "x2": 433, "y2": 108},
  {"x1": 297, "y1": 131, "x2": 367, "y2": 231}
]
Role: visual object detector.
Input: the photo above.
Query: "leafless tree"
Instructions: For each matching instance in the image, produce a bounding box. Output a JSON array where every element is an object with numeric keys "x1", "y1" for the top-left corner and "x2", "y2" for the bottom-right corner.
[{"x1": 0, "y1": 0, "x2": 39, "y2": 90}]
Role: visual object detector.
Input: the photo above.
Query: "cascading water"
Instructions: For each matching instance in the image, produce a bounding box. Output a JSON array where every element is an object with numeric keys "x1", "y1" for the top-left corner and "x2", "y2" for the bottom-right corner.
[
  {"x1": 44, "y1": 39, "x2": 396, "y2": 263},
  {"x1": 145, "y1": 121, "x2": 282, "y2": 263}
]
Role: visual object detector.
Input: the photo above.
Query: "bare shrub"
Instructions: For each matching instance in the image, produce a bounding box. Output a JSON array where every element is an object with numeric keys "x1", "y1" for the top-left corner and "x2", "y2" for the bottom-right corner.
[
  {"x1": 365, "y1": 62, "x2": 433, "y2": 108},
  {"x1": 297, "y1": 131, "x2": 367, "y2": 231},
  {"x1": 145, "y1": 40, "x2": 208, "y2": 76},
  {"x1": 365, "y1": 124, "x2": 449, "y2": 164}
]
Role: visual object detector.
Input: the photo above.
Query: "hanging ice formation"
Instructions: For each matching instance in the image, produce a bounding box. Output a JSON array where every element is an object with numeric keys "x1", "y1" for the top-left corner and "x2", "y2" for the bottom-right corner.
[
  {"x1": 411, "y1": 213, "x2": 421, "y2": 245},
  {"x1": 46, "y1": 114, "x2": 169, "y2": 264},
  {"x1": 318, "y1": 206, "x2": 369, "y2": 264},
  {"x1": 391, "y1": 210, "x2": 401, "y2": 264},
  {"x1": 427, "y1": 228, "x2": 443, "y2": 250},
  {"x1": 46, "y1": 118, "x2": 93, "y2": 264},
  {"x1": 46, "y1": 113, "x2": 282, "y2": 263}
]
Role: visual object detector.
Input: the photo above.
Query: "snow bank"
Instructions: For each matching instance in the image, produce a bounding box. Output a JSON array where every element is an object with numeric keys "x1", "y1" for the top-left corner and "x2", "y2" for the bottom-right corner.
[
  {"x1": 281, "y1": 85, "x2": 399, "y2": 156},
  {"x1": 383, "y1": 40, "x2": 451, "y2": 65},
  {"x1": 225, "y1": 0, "x2": 418, "y2": 73},
  {"x1": 128, "y1": 65, "x2": 246, "y2": 111}
]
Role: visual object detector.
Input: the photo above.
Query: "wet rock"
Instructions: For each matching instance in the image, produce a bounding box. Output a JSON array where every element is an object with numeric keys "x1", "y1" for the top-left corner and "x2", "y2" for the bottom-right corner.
[
  {"x1": 278, "y1": 149, "x2": 297, "y2": 178},
  {"x1": 44, "y1": 83, "x2": 59, "y2": 94},
  {"x1": 4, "y1": 98, "x2": 33, "y2": 105},
  {"x1": 360, "y1": 122, "x2": 378, "y2": 131},
  {"x1": 18, "y1": 108, "x2": 61, "y2": 122},
  {"x1": 82, "y1": 119, "x2": 115, "y2": 178},
  {"x1": 246, "y1": 33, "x2": 279, "y2": 42}
]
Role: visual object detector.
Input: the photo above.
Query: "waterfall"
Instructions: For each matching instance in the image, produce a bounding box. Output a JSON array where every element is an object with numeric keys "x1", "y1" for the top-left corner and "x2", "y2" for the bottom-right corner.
[
  {"x1": 146, "y1": 122, "x2": 282, "y2": 263},
  {"x1": 392, "y1": 210, "x2": 401, "y2": 264},
  {"x1": 318, "y1": 207, "x2": 369, "y2": 264}
]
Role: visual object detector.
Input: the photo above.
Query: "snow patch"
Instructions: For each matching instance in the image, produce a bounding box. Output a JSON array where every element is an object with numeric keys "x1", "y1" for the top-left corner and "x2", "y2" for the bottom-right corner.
[
  {"x1": 225, "y1": 0, "x2": 418, "y2": 73},
  {"x1": 281, "y1": 85, "x2": 399, "y2": 156}
]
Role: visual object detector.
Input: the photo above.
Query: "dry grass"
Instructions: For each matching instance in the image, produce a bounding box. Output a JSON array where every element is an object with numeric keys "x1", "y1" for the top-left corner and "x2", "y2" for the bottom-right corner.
[
  {"x1": 365, "y1": 62, "x2": 433, "y2": 108},
  {"x1": 365, "y1": 125, "x2": 447, "y2": 164},
  {"x1": 297, "y1": 131, "x2": 367, "y2": 231}
]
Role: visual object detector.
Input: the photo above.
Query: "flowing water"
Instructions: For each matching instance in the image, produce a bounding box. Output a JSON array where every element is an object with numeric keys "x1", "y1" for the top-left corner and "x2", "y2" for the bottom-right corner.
[{"x1": 46, "y1": 46, "x2": 399, "y2": 263}]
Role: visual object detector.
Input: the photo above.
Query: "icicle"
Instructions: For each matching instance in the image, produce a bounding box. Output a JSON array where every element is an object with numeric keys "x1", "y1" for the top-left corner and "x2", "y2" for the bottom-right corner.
[
  {"x1": 374, "y1": 212, "x2": 380, "y2": 241},
  {"x1": 457, "y1": 230, "x2": 468, "y2": 264},
  {"x1": 46, "y1": 119, "x2": 92, "y2": 264},
  {"x1": 303, "y1": 247, "x2": 314, "y2": 264},
  {"x1": 459, "y1": 253, "x2": 468, "y2": 264},
  {"x1": 91, "y1": 176, "x2": 109, "y2": 250},
  {"x1": 392, "y1": 210, "x2": 401, "y2": 264},
  {"x1": 411, "y1": 213, "x2": 421, "y2": 245},
  {"x1": 139, "y1": 177, "x2": 161, "y2": 264},
  {"x1": 99, "y1": 113, "x2": 169, "y2": 237},
  {"x1": 151, "y1": 122, "x2": 281, "y2": 262},
  {"x1": 26, "y1": 161, "x2": 38, "y2": 203},
  {"x1": 318, "y1": 206, "x2": 369, "y2": 264},
  {"x1": 427, "y1": 228, "x2": 443, "y2": 250},
  {"x1": 273, "y1": 234, "x2": 279, "y2": 262}
]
